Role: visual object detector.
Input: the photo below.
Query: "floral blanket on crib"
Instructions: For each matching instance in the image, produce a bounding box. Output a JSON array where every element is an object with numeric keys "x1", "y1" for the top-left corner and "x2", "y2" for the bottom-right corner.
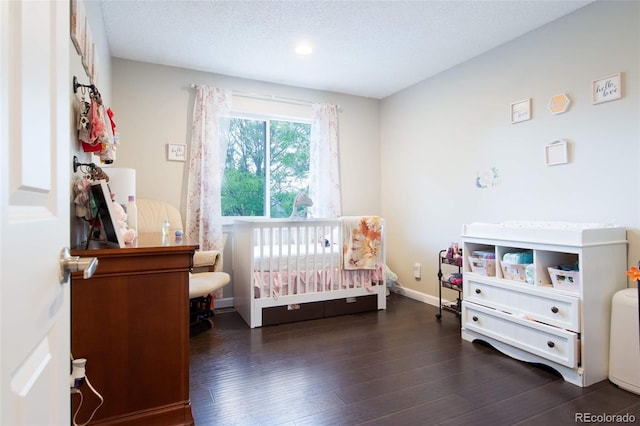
[{"x1": 342, "y1": 216, "x2": 382, "y2": 270}]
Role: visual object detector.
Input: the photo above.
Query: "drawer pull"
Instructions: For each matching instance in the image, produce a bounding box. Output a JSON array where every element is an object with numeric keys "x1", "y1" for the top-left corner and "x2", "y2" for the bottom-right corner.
[
  {"x1": 551, "y1": 306, "x2": 559, "y2": 314},
  {"x1": 547, "y1": 341, "x2": 555, "y2": 348},
  {"x1": 472, "y1": 316, "x2": 479, "y2": 322},
  {"x1": 475, "y1": 289, "x2": 482, "y2": 294}
]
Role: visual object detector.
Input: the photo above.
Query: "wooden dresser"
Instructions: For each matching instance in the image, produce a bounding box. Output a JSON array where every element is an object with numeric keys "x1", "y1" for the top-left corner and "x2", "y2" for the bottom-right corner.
[{"x1": 71, "y1": 234, "x2": 197, "y2": 425}]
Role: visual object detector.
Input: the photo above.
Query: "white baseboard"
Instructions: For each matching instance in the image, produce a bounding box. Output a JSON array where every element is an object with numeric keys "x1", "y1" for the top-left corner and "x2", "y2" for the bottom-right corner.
[
  {"x1": 389, "y1": 283, "x2": 447, "y2": 308},
  {"x1": 214, "y1": 297, "x2": 234, "y2": 309},
  {"x1": 217, "y1": 289, "x2": 448, "y2": 311}
]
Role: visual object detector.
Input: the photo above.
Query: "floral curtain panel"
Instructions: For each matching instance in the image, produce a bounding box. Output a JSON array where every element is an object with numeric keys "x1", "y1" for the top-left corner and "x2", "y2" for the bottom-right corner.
[
  {"x1": 309, "y1": 103, "x2": 342, "y2": 218},
  {"x1": 186, "y1": 85, "x2": 231, "y2": 251}
]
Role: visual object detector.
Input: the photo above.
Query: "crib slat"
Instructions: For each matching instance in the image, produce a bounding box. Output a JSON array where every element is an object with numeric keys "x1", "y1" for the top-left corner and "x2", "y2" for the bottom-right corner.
[
  {"x1": 270, "y1": 227, "x2": 276, "y2": 297},
  {"x1": 257, "y1": 227, "x2": 264, "y2": 299},
  {"x1": 296, "y1": 225, "x2": 303, "y2": 293}
]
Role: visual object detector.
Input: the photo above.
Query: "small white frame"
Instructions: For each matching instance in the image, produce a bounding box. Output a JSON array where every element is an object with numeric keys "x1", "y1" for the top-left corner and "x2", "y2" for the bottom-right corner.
[
  {"x1": 167, "y1": 144, "x2": 186, "y2": 162},
  {"x1": 511, "y1": 98, "x2": 531, "y2": 124},
  {"x1": 592, "y1": 73, "x2": 622, "y2": 105},
  {"x1": 545, "y1": 140, "x2": 569, "y2": 166}
]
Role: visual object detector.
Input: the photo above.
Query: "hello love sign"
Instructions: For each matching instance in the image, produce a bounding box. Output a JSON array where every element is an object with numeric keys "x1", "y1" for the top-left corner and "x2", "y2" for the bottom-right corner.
[{"x1": 592, "y1": 73, "x2": 622, "y2": 105}]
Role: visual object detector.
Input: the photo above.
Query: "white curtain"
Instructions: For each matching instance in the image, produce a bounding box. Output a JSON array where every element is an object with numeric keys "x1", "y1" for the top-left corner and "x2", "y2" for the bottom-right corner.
[
  {"x1": 309, "y1": 103, "x2": 342, "y2": 218},
  {"x1": 186, "y1": 85, "x2": 231, "y2": 251}
]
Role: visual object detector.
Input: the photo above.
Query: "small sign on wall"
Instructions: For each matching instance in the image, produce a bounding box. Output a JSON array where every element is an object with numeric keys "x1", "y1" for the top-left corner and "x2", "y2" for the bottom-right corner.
[
  {"x1": 592, "y1": 73, "x2": 622, "y2": 105},
  {"x1": 510, "y1": 98, "x2": 531, "y2": 124},
  {"x1": 548, "y1": 94, "x2": 571, "y2": 115},
  {"x1": 167, "y1": 144, "x2": 186, "y2": 162}
]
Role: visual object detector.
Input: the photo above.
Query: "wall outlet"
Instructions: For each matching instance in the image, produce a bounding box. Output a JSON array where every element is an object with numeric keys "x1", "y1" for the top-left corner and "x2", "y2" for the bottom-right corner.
[{"x1": 414, "y1": 262, "x2": 421, "y2": 279}]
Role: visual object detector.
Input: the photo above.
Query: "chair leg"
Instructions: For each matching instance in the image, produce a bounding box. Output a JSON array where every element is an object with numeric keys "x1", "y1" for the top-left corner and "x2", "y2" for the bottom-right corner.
[{"x1": 189, "y1": 293, "x2": 215, "y2": 325}]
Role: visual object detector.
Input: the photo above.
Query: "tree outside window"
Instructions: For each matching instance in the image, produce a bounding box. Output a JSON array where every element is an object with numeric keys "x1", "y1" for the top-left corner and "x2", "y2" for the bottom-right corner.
[{"x1": 221, "y1": 116, "x2": 310, "y2": 218}]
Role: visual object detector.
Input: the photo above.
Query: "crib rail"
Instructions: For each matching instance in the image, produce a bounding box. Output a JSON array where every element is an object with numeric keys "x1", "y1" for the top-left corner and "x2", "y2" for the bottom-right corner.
[{"x1": 252, "y1": 219, "x2": 341, "y2": 298}]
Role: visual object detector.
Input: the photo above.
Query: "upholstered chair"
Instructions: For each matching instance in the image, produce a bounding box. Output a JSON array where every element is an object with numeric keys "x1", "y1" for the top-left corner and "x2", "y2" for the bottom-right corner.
[{"x1": 135, "y1": 198, "x2": 230, "y2": 330}]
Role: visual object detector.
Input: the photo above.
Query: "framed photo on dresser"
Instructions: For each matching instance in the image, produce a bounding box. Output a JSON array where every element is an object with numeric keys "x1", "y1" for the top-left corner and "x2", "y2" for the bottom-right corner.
[{"x1": 90, "y1": 180, "x2": 125, "y2": 248}]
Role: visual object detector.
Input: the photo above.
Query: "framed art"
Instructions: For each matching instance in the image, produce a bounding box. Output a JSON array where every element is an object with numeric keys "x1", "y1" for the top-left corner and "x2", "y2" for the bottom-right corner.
[
  {"x1": 511, "y1": 98, "x2": 531, "y2": 124},
  {"x1": 90, "y1": 180, "x2": 125, "y2": 248},
  {"x1": 70, "y1": 0, "x2": 86, "y2": 56},
  {"x1": 548, "y1": 93, "x2": 571, "y2": 115},
  {"x1": 545, "y1": 140, "x2": 569, "y2": 166},
  {"x1": 91, "y1": 46, "x2": 99, "y2": 86},
  {"x1": 592, "y1": 73, "x2": 622, "y2": 104},
  {"x1": 167, "y1": 144, "x2": 187, "y2": 161},
  {"x1": 82, "y1": 21, "x2": 93, "y2": 78}
]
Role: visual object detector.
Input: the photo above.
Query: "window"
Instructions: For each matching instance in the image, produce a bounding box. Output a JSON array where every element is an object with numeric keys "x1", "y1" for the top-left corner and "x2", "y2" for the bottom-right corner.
[{"x1": 221, "y1": 115, "x2": 311, "y2": 218}]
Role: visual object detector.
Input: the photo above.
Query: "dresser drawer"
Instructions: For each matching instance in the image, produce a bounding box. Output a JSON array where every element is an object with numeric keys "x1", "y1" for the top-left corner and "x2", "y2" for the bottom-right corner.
[
  {"x1": 462, "y1": 302, "x2": 579, "y2": 368},
  {"x1": 465, "y1": 278, "x2": 580, "y2": 332}
]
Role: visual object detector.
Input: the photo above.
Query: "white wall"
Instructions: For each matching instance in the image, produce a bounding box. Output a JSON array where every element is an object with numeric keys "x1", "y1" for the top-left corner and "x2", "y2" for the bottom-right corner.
[
  {"x1": 110, "y1": 59, "x2": 381, "y2": 219},
  {"x1": 381, "y1": 1, "x2": 640, "y2": 302},
  {"x1": 70, "y1": 0, "x2": 112, "y2": 247}
]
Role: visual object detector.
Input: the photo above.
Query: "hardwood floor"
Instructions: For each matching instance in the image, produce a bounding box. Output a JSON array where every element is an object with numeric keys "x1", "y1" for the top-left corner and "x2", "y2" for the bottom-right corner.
[{"x1": 189, "y1": 293, "x2": 640, "y2": 425}]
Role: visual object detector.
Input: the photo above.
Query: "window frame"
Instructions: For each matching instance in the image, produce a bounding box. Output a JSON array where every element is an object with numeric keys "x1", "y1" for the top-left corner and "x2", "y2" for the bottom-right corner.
[{"x1": 221, "y1": 111, "x2": 311, "y2": 225}]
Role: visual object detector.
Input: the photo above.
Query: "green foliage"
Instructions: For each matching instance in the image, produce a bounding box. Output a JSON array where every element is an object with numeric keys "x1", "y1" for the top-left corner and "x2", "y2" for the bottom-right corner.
[{"x1": 221, "y1": 168, "x2": 264, "y2": 216}]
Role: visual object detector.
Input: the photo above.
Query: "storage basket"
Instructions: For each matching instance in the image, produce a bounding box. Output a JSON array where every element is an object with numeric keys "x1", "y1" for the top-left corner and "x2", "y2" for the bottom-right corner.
[
  {"x1": 468, "y1": 256, "x2": 496, "y2": 276},
  {"x1": 472, "y1": 250, "x2": 495, "y2": 259},
  {"x1": 548, "y1": 267, "x2": 580, "y2": 292},
  {"x1": 500, "y1": 262, "x2": 530, "y2": 282}
]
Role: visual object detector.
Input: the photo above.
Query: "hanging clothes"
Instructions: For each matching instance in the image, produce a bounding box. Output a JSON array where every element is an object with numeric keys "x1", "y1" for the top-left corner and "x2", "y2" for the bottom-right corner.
[
  {"x1": 96, "y1": 102, "x2": 115, "y2": 163},
  {"x1": 76, "y1": 87, "x2": 119, "y2": 164}
]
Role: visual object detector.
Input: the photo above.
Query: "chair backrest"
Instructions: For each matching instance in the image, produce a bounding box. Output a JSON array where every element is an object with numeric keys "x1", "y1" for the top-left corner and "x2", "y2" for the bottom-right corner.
[{"x1": 136, "y1": 198, "x2": 184, "y2": 234}]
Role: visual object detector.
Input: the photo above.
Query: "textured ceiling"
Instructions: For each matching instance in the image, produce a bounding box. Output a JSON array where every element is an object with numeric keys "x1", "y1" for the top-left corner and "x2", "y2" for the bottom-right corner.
[{"x1": 100, "y1": 0, "x2": 593, "y2": 99}]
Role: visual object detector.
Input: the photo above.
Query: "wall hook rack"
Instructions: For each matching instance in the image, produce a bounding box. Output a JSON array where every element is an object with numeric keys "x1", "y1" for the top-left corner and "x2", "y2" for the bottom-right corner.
[
  {"x1": 73, "y1": 76, "x2": 99, "y2": 97},
  {"x1": 73, "y1": 156, "x2": 110, "y2": 182},
  {"x1": 73, "y1": 155, "x2": 93, "y2": 173}
]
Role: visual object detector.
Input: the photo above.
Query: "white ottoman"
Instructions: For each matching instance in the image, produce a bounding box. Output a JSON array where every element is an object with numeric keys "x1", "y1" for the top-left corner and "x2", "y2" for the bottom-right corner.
[{"x1": 609, "y1": 288, "x2": 640, "y2": 395}]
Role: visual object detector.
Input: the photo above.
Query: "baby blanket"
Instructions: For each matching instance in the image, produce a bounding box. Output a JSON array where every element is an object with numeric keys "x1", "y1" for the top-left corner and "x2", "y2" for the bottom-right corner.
[{"x1": 341, "y1": 216, "x2": 382, "y2": 270}]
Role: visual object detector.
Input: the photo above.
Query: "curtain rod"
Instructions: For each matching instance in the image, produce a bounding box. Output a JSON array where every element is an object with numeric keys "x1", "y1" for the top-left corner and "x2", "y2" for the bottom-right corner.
[
  {"x1": 233, "y1": 90, "x2": 315, "y2": 107},
  {"x1": 189, "y1": 84, "x2": 316, "y2": 107}
]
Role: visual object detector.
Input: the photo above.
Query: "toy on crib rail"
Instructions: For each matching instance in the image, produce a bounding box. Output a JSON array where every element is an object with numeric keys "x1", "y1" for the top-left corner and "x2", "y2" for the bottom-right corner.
[{"x1": 290, "y1": 192, "x2": 313, "y2": 220}]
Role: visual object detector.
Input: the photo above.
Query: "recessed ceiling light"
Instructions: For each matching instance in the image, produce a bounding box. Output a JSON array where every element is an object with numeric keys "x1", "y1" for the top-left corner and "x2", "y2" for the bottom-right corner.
[{"x1": 295, "y1": 43, "x2": 313, "y2": 56}]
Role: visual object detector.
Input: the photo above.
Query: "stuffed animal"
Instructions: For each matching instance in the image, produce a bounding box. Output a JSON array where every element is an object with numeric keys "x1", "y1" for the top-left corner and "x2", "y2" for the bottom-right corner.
[{"x1": 110, "y1": 200, "x2": 136, "y2": 244}]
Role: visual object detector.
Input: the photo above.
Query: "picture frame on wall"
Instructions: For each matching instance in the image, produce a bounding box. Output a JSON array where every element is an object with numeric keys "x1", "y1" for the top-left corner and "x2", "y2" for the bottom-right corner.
[
  {"x1": 167, "y1": 144, "x2": 187, "y2": 162},
  {"x1": 545, "y1": 140, "x2": 569, "y2": 166},
  {"x1": 592, "y1": 73, "x2": 622, "y2": 105},
  {"x1": 547, "y1": 93, "x2": 571, "y2": 115},
  {"x1": 70, "y1": 0, "x2": 85, "y2": 56},
  {"x1": 81, "y1": 21, "x2": 93, "y2": 78},
  {"x1": 511, "y1": 98, "x2": 531, "y2": 124},
  {"x1": 91, "y1": 43, "x2": 99, "y2": 86}
]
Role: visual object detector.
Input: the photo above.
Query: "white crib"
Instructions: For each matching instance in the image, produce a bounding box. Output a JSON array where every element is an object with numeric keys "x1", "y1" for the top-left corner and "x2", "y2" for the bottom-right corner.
[{"x1": 232, "y1": 218, "x2": 387, "y2": 328}]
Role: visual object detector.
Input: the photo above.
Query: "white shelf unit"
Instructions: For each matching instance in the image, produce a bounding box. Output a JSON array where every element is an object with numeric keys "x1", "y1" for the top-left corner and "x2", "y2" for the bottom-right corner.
[{"x1": 460, "y1": 223, "x2": 627, "y2": 387}]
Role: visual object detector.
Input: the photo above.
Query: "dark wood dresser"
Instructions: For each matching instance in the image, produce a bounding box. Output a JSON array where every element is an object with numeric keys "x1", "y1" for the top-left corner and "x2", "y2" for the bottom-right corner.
[{"x1": 71, "y1": 234, "x2": 196, "y2": 425}]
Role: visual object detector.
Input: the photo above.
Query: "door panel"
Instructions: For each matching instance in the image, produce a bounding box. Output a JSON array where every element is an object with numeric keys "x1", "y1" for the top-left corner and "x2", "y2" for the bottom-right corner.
[{"x1": 1, "y1": 1, "x2": 70, "y2": 424}]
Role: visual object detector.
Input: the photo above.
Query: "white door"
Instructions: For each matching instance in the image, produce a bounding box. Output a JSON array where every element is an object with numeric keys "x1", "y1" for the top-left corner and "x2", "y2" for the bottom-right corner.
[{"x1": 1, "y1": 1, "x2": 71, "y2": 424}]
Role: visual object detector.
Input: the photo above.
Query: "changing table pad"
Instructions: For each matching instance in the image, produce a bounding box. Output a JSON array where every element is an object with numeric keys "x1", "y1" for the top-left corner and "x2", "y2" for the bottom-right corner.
[{"x1": 462, "y1": 220, "x2": 626, "y2": 246}]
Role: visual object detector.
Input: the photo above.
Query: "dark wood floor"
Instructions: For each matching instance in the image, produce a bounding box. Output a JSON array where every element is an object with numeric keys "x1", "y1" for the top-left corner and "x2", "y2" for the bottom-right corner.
[{"x1": 189, "y1": 293, "x2": 640, "y2": 425}]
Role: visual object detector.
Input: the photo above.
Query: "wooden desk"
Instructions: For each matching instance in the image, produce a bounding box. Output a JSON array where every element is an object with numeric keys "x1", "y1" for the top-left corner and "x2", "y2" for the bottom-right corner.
[{"x1": 71, "y1": 234, "x2": 197, "y2": 425}]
